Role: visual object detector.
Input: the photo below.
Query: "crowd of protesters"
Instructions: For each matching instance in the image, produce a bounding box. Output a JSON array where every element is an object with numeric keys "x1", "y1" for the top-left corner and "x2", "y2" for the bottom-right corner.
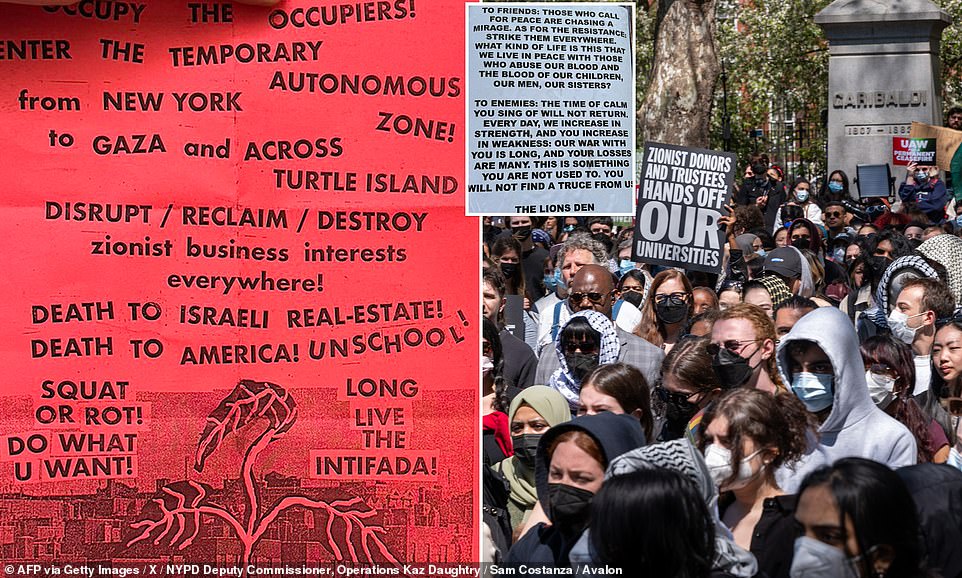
[{"x1": 481, "y1": 140, "x2": 962, "y2": 576}]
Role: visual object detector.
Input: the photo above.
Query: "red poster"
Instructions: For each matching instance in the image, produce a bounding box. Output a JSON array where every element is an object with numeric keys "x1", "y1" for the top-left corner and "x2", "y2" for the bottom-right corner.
[{"x1": 0, "y1": 0, "x2": 477, "y2": 571}]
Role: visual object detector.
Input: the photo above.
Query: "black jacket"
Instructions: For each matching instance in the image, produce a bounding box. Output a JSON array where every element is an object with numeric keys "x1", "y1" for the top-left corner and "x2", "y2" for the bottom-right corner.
[
  {"x1": 898, "y1": 463, "x2": 962, "y2": 578},
  {"x1": 505, "y1": 413, "x2": 646, "y2": 567}
]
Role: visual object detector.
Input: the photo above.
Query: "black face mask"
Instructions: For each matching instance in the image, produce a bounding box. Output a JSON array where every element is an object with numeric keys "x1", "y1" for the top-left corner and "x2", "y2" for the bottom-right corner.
[
  {"x1": 546, "y1": 483, "x2": 594, "y2": 533},
  {"x1": 712, "y1": 347, "x2": 755, "y2": 388},
  {"x1": 622, "y1": 291, "x2": 644, "y2": 308},
  {"x1": 655, "y1": 297, "x2": 688, "y2": 324},
  {"x1": 909, "y1": 238, "x2": 923, "y2": 250},
  {"x1": 500, "y1": 262, "x2": 518, "y2": 278},
  {"x1": 565, "y1": 352, "x2": 599, "y2": 382},
  {"x1": 791, "y1": 238, "x2": 810, "y2": 251},
  {"x1": 511, "y1": 433, "x2": 541, "y2": 467},
  {"x1": 664, "y1": 396, "x2": 699, "y2": 424},
  {"x1": 512, "y1": 226, "x2": 532, "y2": 239},
  {"x1": 868, "y1": 255, "x2": 891, "y2": 278}
]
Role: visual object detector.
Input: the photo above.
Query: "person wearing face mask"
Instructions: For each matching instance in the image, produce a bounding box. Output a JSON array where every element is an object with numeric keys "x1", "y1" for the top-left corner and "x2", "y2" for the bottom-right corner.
[
  {"x1": 574, "y1": 438, "x2": 759, "y2": 577},
  {"x1": 700, "y1": 388, "x2": 813, "y2": 578},
  {"x1": 655, "y1": 336, "x2": 725, "y2": 442},
  {"x1": 637, "y1": 269, "x2": 695, "y2": 353},
  {"x1": 859, "y1": 336, "x2": 949, "y2": 464},
  {"x1": 859, "y1": 255, "x2": 945, "y2": 342},
  {"x1": 505, "y1": 412, "x2": 646, "y2": 567},
  {"x1": 887, "y1": 278, "x2": 955, "y2": 400},
  {"x1": 710, "y1": 304, "x2": 785, "y2": 394},
  {"x1": 615, "y1": 269, "x2": 647, "y2": 312},
  {"x1": 792, "y1": 458, "x2": 931, "y2": 578},
  {"x1": 900, "y1": 162, "x2": 949, "y2": 224},
  {"x1": 494, "y1": 386, "x2": 572, "y2": 536},
  {"x1": 496, "y1": 216, "x2": 550, "y2": 303},
  {"x1": 536, "y1": 265, "x2": 664, "y2": 397},
  {"x1": 820, "y1": 170, "x2": 850, "y2": 204},
  {"x1": 535, "y1": 235, "x2": 642, "y2": 356},
  {"x1": 776, "y1": 307, "x2": 917, "y2": 493},
  {"x1": 774, "y1": 178, "x2": 824, "y2": 233},
  {"x1": 545, "y1": 311, "x2": 620, "y2": 410}
]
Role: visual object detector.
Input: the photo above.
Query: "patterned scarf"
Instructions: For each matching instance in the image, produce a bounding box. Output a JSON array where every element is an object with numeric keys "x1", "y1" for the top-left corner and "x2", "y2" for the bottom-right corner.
[{"x1": 548, "y1": 310, "x2": 619, "y2": 408}]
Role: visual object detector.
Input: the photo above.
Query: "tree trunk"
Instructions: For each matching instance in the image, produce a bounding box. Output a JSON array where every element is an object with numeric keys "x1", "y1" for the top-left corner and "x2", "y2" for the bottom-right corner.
[{"x1": 639, "y1": 0, "x2": 720, "y2": 148}]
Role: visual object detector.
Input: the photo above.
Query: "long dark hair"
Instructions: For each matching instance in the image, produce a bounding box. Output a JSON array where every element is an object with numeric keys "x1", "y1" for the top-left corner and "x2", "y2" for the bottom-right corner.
[
  {"x1": 928, "y1": 321, "x2": 962, "y2": 447},
  {"x1": 483, "y1": 317, "x2": 508, "y2": 413},
  {"x1": 491, "y1": 236, "x2": 526, "y2": 298},
  {"x1": 798, "y1": 458, "x2": 928, "y2": 578},
  {"x1": 859, "y1": 336, "x2": 935, "y2": 462},
  {"x1": 591, "y1": 468, "x2": 714, "y2": 577}
]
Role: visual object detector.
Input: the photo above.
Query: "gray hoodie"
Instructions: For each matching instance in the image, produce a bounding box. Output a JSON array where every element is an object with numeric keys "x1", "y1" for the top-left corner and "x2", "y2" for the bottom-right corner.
[{"x1": 775, "y1": 306, "x2": 917, "y2": 492}]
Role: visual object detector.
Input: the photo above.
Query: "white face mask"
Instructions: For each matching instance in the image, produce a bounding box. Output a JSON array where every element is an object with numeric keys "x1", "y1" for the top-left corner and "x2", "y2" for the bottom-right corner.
[
  {"x1": 790, "y1": 536, "x2": 860, "y2": 578},
  {"x1": 865, "y1": 370, "x2": 896, "y2": 409},
  {"x1": 886, "y1": 310, "x2": 925, "y2": 344},
  {"x1": 703, "y1": 444, "x2": 764, "y2": 490},
  {"x1": 482, "y1": 355, "x2": 494, "y2": 375}
]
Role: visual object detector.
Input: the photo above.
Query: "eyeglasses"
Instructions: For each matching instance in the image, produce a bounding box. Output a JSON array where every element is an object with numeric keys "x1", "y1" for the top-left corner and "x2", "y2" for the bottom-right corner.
[
  {"x1": 707, "y1": 339, "x2": 761, "y2": 356},
  {"x1": 568, "y1": 291, "x2": 612, "y2": 305},
  {"x1": 655, "y1": 385, "x2": 707, "y2": 406},
  {"x1": 824, "y1": 212, "x2": 842, "y2": 218},
  {"x1": 654, "y1": 292, "x2": 689, "y2": 304},
  {"x1": 564, "y1": 340, "x2": 599, "y2": 355}
]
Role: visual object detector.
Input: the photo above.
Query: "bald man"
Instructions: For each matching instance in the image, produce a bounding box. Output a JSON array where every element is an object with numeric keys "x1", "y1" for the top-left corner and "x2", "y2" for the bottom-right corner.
[{"x1": 534, "y1": 264, "x2": 664, "y2": 388}]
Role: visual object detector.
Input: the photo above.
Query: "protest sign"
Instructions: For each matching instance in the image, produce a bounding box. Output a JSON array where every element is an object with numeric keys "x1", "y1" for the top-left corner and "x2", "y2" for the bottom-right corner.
[
  {"x1": 465, "y1": 2, "x2": 635, "y2": 215},
  {"x1": 632, "y1": 142, "x2": 736, "y2": 274},
  {"x1": 892, "y1": 137, "x2": 937, "y2": 165},
  {"x1": 0, "y1": 0, "x2": 476, "y2": 568},
  {"x1": 910, "y1": 122, "x2": 962, "y2": 172}
]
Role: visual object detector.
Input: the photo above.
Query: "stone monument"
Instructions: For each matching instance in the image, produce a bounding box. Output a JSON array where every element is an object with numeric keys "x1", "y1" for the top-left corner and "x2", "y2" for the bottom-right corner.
[{"x1": 816, "y1": 0, "x2": 950, "y2": 197}]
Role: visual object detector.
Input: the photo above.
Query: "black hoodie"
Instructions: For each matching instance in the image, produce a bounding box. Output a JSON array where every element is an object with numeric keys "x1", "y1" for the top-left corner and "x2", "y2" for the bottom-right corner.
[{"x1": 504, "y1": 412, "x2": 646, "y2": 567}]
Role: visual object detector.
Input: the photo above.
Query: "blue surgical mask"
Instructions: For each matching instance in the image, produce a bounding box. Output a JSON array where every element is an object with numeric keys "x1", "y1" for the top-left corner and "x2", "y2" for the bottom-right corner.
[
  {"x1": 791, "y1": 372, "x2": 834, "y2": 413},
  {"x1": 916, "y1": 171, "x2": 929, "y2": 182},
  {"x1": 554, "y1": 267, "x2": 566, "y2": 291},
  {"x1": 619, "y1": 259, "x2": 635, "y2": 277},
  {"x1": 795, "y1": 189, "x2": 810, "y2": 202},
  {"x1": 544, "y1": 272, "x2": 559, "y2": 293},
  {"x1": 756, "y1": 249, "x2": 768, "y2": 259},
  {"x1": 828, "y1": 181, "x2": 843, "y2": 193}
]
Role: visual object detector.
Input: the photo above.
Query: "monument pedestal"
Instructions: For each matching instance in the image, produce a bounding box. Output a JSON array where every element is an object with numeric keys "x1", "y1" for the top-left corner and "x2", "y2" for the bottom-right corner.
[{"x1": 816, "y1": 0, "x2": 950, "y2": 197}]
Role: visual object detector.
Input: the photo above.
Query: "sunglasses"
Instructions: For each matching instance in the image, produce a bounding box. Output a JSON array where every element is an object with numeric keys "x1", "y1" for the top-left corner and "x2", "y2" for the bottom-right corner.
[
  {"x1": 564, "y1": 340, "x2": 599, "y2": 355},
  {"x1": 655, "y1": 385, "x2": 706, "y2": 406},
  {"x1": 568, "y1": 291, "x2": 612, "y2": 305},
  {"x1": 707, "y1": 339, "x2": 761, "y2": 356},
  {"x1": 824, "y1": 211, "x2": 842, "y2": 218}
]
